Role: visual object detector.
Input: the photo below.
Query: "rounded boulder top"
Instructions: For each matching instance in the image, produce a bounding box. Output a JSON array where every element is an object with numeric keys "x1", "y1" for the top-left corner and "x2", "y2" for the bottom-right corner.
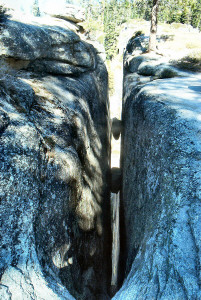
[{"x1": 44, "y1": 4, "x2": 85, "y2": 23}]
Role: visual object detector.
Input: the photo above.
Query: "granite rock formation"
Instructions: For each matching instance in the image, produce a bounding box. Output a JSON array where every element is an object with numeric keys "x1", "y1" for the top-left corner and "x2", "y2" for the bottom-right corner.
[
  {"x1": 114, "y1": 36, "x2": 201, "y2": 299},
  {"x1": 44, "y1": 4, "x2": 85, "y2": 24},
  {"x1": 0, "y1": 13, "x2": 110, "y2": 300},
  {"x1": 2, "y1": 10, "x2": 200, "y2": 300},
  {"x1": 0, "y1": 18, "x2": 96, "y2": 75}
]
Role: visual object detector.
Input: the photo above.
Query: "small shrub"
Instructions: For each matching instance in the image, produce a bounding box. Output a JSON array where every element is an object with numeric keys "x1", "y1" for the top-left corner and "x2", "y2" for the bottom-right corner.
[
  {"x1": 83, "y1": 19, "x2": 104, "y2": 34},
  {"x1": 133, "y1": 30, "x2": 145, "y2": 38},
  {"x1": 121, "y1": 19, "x2": 127, "y2": 24}
]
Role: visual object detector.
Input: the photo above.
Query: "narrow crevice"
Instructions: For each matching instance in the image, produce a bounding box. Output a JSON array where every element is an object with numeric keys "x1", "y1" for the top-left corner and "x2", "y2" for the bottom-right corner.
[{"x1": 108, "y1": 55, "x2": 124, "y2": 297}]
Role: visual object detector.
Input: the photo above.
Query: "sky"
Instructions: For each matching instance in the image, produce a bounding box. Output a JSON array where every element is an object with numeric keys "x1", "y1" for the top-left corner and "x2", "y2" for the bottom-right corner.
[{"x1": 2, "y1": 0, "x2": 69, "y2": 15}]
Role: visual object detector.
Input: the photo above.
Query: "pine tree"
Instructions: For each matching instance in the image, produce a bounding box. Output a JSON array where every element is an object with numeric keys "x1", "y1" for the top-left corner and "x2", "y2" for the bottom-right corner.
[
  {"x1": 191, "y1": 0, "x2": 201, "y2": 29},
  {"x1": 149, "y1": 0, "x2": 159, "y2": 52},
  {"x1": 32, "y1": 0, "x2": 40, "y2": 17}
]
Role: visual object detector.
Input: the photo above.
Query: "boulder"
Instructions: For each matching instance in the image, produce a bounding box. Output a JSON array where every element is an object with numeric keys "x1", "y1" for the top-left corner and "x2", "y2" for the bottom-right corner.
[
  {"x1": 0, "y1": 17, "x2": 110, "y2": 300},
  {"x1": 125, "y1": 55, "x2": 148, "y2": 73},
  {"x1": 137, "y1": 60, "x2": 158, "y2": 76},
  {"x1": 126, "y1": 35, "x2": 148, "y2": 55},
  {"x1": 155, "y1": 64, "x2": 179, "y2": 78},
  {"x1": 44, "y1": 4, "x2": 85, "y2": 23},
  {"x1": 138, "y1": 60, "x2": 179, "y2": 78},
  {"x1": 115, "y1": 65, "x2": 201, "y2": 299},
  {"x1": 0, "y1": 19, "x2": 95, "y2": 75}
]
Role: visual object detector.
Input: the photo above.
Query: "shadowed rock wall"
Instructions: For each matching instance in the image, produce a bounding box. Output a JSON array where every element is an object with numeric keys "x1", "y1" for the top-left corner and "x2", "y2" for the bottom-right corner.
[
  {"x1": 114, "y1": 38, "x2": 201, "y2": 299},
  {"x1": 0, "y1": 16, "x2": 110, "y2": 300}
]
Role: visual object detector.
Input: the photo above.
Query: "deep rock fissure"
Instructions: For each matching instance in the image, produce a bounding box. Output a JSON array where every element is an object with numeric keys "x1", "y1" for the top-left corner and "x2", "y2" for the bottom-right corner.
[
  {"x1": 109, "y1": 54, "x2": 124, "y2": 296},
  {"x1": 1, "y1": 12, "x2": 201, "y2": 300}
]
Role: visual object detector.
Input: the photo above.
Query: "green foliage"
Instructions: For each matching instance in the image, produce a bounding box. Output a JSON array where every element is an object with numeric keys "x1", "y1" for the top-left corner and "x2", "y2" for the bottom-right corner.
[
  {"x1": 133, "y1": 30, "x2": 145, "y2": 38},
  {"x1": 106, "y1": 60, "x2": 115, "y2": 95},
  {"x1": 191, "y1": 0, "x2": 201, "y2": 29},
  {"x1": 82, "y1": 0, "x2": 201, "y2": 60},
  {"x1": 158, "y1": 0, "x2": 201, "y2": 28},
  {"x1": 104, "y1": 0, "x2": 121, "y2": 59},
  {"x1": 132, "y1": 0, "x2": 152, "y2": 20},
  {"x1": 32, "y1": 0, "x2": 40, "y2": 17}
]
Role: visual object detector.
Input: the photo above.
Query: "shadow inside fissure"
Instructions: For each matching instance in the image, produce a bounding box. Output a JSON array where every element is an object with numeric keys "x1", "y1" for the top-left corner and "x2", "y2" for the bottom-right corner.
[{"x1": 109, "y1": 54, "x2": 125, "y2": 297}]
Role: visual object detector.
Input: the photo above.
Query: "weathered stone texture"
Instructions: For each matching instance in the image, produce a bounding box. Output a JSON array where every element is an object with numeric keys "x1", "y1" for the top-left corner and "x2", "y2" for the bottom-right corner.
[
  {"x1": 114, "y1": 49, "x2": 201, "y2": 299},
  {"x1": 0, "y1": 17, "x2": 110, "y2": 300},
  {"x1": 0, "y1": 19, "x2": 96, "y2": 75}
]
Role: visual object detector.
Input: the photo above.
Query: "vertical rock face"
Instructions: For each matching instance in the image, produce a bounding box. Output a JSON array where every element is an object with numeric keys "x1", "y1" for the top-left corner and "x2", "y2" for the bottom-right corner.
[
  {"x1": 0, "y1": 16, "x2": 110, "y2": 300},
  {"x1": 115, "y1": 39, "x2": 201, "y2": 299}
]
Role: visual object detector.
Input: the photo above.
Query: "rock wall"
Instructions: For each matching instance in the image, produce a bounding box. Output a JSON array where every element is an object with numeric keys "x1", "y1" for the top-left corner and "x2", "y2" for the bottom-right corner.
[
  {"x1": 0, "y1": 15, "x2": 110, "y2": 300},
  {"x1": 114, "y1": 38, "x2": 201, "y2": 299}
]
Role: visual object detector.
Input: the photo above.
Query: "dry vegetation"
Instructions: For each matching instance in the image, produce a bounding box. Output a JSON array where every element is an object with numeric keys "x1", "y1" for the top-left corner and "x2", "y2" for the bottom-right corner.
[
  {"x1": 171, "y1": 52, "x2": 201, "y2": 72},
  {"x1": 123, "y1": 19, "x2": 201, "y2": 72},
  {"x1": 157, "y1": 23, "x2": 201, "y2": 71}
]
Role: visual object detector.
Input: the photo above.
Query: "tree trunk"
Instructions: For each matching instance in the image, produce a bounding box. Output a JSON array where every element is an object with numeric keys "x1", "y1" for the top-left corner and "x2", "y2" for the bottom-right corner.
[{"x1": 149, "y1": 0, "x2": 159, "y2": 52}]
